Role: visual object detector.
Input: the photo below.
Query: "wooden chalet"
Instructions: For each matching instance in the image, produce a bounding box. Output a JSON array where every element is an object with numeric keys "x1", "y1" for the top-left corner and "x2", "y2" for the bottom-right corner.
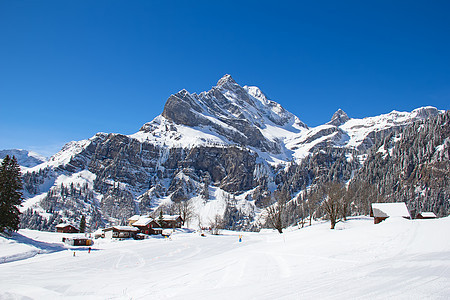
[
  {"x1": 131, "y1": 216, "x2": 161, "y2": 235},
  {"x1": 416, "y1": 212, "x2": 437, "y2": 219},
  {"x1": 370, "y1": 202, "x2": 411, "y2": 224},
  {"x1": 56, "y1": 223, "x2": 79, "y2": 233},
  {"x1": 103, "y1": 226, "x2": 138, "y2": 239},
  {"x1": 159, "y1": 215, "x2": 183, "y2": 229}
]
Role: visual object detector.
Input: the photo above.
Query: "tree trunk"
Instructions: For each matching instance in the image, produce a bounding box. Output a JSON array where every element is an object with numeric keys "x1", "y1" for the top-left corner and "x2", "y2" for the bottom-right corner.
[{"x1": 330, "y1": 219, "x2": 336, "y2": 229}]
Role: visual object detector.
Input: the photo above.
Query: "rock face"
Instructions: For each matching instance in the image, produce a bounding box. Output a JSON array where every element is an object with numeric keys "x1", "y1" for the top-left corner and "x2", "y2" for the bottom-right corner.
[
  {"x1": 159, "y1": 74, "x2": 306, "y2": 153},
  {"x1": 18, "y1": 75, "x2": 446, "y2": 231},
  {"x1": 328, "y1": 109, "x2": 350, "y2": 127}
]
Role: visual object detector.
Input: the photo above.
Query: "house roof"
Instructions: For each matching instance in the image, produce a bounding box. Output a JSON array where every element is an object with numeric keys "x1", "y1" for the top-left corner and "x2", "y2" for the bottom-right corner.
[
  {"x1": 56, "y1": 223, "x2": 78, "y2": 229},
  {"x1": 104, "y1": 226, "x2": 139, "y2": 232},
  {"x1": 132, "y1": 217, "x2": 155, "y2": 226},
  {"x1": 128, "y1": 215, "x2": 141, "y2": 221},
  {"x1": 371, "y1": 202, "x2": 410, "y2": 218},
  {"x1": 418, "y1": 212, "x2": 437, "y2": 218},
  {"x1": 162, "y1": 215, "x2": 182, "y2": 221}
]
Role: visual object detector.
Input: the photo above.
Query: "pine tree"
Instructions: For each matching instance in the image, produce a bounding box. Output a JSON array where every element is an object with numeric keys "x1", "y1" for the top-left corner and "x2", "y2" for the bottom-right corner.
[
  {"x1": 158, "y1": 210, "x2": 165, "y2": 228},
  {"x1": 79, "y1": 215, "x2": 86, "y2": 233},
  {"x1": 0, "y1": 155, "x2": 23, "y2": 233}
]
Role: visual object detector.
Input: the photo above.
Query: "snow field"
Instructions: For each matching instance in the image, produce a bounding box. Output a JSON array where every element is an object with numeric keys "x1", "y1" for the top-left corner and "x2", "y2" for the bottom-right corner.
[{"x1": 1, "y1": 216, "x2": 449, "y2": 299}]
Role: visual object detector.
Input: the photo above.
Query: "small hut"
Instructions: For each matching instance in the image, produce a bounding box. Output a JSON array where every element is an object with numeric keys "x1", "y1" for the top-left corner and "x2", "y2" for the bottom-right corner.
[
  {"x1": 103, "y1": 226, "x2": 138, "y2": 239},
  {"x1": 370, "y1": 202, "x2": 411, "y2": 224},
  {"x1": 56, "y1": 223, "x2": 79, "y2": 233},
  {"x1": 416, "y1": 212, "x2": 437, "y2": 219},
  {"x1": 63, "y1": 237, "x2": 94, "y2": 246}
]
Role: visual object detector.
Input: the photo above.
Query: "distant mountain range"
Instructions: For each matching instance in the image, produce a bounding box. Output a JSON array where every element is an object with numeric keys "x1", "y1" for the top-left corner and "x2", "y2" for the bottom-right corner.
[{"x1": 11, "y1": 75, "x2": 448, "y2": 231}]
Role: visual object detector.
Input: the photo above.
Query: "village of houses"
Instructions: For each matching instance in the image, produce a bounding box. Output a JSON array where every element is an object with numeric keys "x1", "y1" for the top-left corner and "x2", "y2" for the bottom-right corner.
[
  {"x1": 56, "y1": 214, "x2": 184, "y2": 246},
  {"x1": 54, "y1": 202, "x2": 439, "y2": 246}
]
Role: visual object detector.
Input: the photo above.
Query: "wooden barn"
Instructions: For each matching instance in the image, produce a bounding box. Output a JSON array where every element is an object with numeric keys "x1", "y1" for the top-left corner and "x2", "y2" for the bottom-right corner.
[
  {"x1": 370, "y1": 202, "x2": 411, "y2": 224},
  {"x1": 56, "y1": 223, "x2": 79, "y2": 233},
  {"x1": 416, "y1": 212, "x2": 437, "y2": 219},
  {"x1": 131, "y1": 216, "x2": 161, "y2": 235},
  {"x1": 103, "y1": 226, "x2": 138, "y2": 239}
]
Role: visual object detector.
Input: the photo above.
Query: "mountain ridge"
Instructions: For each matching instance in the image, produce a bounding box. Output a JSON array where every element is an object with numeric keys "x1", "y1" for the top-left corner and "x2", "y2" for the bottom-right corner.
[{"x1": 16, "y1": 75, "x2": 447, "y2": 231}]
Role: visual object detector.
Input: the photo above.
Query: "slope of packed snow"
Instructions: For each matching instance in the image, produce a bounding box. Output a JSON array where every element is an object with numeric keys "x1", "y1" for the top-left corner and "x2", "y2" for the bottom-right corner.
[
  {"x1": 1, "y1": 216, "x2": 449, "y2": 299},
  {"x1": 130, "y1": 115, "x2": 233, "y2": 148}
]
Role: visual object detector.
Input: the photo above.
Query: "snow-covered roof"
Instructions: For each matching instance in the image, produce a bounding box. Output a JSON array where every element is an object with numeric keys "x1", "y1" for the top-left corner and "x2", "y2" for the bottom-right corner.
[
  {"x1": 104, "y1": 226, "x2": 139, "y2": 232},
  {"x1": 162, "y1": 215, "x2": 182, "y2": 221},
  {"x1": 128, "y1": 215, "x2": 141, "y2": 221},
  {"x1": 132, "y1": 217, "x2": 154, "y2": 226},
  {"x1": 55, "y1": 223, "x2": 78, "y2": 229},
  {"x1": 418, "y1": 212, "x2": 437, "y2": 218},
  {"x1": 371, "y1": 203, "x2": 410, "y2": 218}
]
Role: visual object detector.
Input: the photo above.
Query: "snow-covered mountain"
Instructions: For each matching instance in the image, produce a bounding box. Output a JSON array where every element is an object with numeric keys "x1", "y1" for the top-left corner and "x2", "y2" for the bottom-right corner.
[
  {"x1": 132, "y1": 74, "x2": 306, "y2": 156},
  {"x1": 18, "y1": 75, "x2": 445, "y2": 231},
  {"x1": 0, "y1": 149, "x2": 47, "y2": 169},
  {"x1": 286, "y1": 106, "x2": 442, "y2": 160}
]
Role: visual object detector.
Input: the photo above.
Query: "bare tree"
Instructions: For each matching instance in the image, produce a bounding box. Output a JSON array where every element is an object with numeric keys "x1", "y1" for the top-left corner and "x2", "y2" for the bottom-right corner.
[
  {"x1": 305, "y1": 189, "x2": 321, "y2": 226},
  {"x1": 210, "y1": 214, "x2": 225, "y2": 235},
  {"x1": 171, "y1": 200, "x2": 194, "y2": 227},
  {"x1": 295, "y1": 194, "x2": 306, "y2": 228},
  {"x1": 321, "y1": 181, "x2": 346, "y2": 229},
  {"x1": 265, "y1": 186, "x2": 290, "y2": 233},
  {"x1": 342, "y1": 185, "x2": 355, "y2": 221}
]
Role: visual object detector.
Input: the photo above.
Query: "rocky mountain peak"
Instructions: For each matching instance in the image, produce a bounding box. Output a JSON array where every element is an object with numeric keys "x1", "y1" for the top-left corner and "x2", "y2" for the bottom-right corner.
[
  {"x1": 328, "y1": 108, "x2": 350, "y2": 126},
  {"x1": 155, "y1": 75, "x2": 305, "y2": 153},
  {"x1": 216, "y1": 74, "x2": 238, "y2": 88},
  {"x1": 411, "y1": 106, "x2": 441, "y2": 119}
]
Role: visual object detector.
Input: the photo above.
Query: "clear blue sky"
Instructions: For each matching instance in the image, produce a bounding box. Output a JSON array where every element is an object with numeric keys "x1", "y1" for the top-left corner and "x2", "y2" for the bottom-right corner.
[{"x1": 1, "y1": 1, "x2": 449, "y2": 157}]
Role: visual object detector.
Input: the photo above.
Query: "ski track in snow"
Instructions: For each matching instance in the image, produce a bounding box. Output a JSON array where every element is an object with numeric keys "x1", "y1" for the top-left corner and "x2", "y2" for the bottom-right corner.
[{"x1": 1, "y1": 217, "x2": 450, "y2": 299}]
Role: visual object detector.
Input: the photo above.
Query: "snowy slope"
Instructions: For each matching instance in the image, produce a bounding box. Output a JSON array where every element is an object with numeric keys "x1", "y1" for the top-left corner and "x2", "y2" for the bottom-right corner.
[
  {"x1": 0, "y1": 149, "x2": 47, "y2": 169},
  {"x1": 1, "y1": 216, "x2": 449, "y2": 299},
  {"x1": 287, "y1": 106, "x2": 443, "y2": 160}
]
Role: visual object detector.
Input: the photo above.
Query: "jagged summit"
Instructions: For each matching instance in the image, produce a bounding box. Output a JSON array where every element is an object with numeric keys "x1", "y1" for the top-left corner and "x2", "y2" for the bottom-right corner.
[
  {"x1": 149, "y1": 75, "x2": 305, "y2": 153},
  {"x1": 216, "y1": 74, "x2": 238, "y2": 87},
  {"x1": 328, "y1": 108, "x2": 350, "y2": 126}
]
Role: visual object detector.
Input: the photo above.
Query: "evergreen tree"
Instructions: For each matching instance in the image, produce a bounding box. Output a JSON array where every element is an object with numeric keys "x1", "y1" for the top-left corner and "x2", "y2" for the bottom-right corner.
[
  {"x1": 0, "y1": 155, "x2": 23, "y2": 233},
  {"x1": 79, "y1": 215, "x2": 86, "y2": 233},
  {"x1": 158, "y1": 210, "x2": 165, "y2": 228}
]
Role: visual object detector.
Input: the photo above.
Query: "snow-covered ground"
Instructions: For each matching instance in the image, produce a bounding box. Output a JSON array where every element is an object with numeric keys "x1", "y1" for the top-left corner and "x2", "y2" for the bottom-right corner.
[{"x1": 1, "y1": 216, "x2": 449, "y2": 299}]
